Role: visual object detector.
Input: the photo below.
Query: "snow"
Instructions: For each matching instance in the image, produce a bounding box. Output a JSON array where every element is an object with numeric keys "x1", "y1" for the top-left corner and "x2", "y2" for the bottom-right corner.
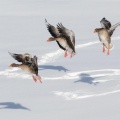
[{"x1": 0, "y1": 0, "x2": 120, "y2": 120}]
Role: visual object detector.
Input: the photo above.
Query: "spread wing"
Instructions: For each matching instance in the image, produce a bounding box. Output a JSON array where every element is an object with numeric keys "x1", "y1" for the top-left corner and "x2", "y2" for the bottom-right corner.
[
  {"x1": 57, "y1": 23, "x2": 75, "y2": 52},
  {"x1": 108, "y1": 22, "x2": 120, "y2": 37},
  {"x1": 9, "y1": 52, "x2": 32, "y2": 63},
  {"x1": 30, "y1": 56, "x2": 38, "y2": 75},
  {"x1": 45, "y1": 19, "x2": 66, "y2": 51},
  {"x1": 57, "y1": 23, "x2": 75, "y2": 46},
  {"x1": 45, "y1": 19, "x2": 60, "y2": 38},
  {"x1": 33, "y1": 56, "x2": 38, "y2": 66},
  {"x1": 100, "y1": 18, "x2": 111, "y2": 30}
]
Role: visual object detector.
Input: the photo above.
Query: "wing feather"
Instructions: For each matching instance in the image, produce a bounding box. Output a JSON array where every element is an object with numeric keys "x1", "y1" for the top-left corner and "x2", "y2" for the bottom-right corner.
[
  {"x1": 45, "y1": 19, "x2": 60, "y2": 38},
  {"x1": 9, "y1": 52, "x2": 32, "y2": 63},
  {"x1": 100, "y1": 18, "x2": 111, "y2": 30},
  {"x1": 108, "y1": 22, "x2": 120, "y2": 36},
  {"x1": 57, "y1": 23, "x2": 75, "y2": 52},
  {"x1": 57, "y1": 23, "x2": 75, "y2": 46},
  {"x1": 45, "y1": 19, "x2": 66, "y2": 51}
]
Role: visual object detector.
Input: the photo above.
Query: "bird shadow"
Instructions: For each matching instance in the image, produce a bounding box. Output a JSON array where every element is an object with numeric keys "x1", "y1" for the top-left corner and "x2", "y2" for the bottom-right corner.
[
  {"x1": 38, "y1": 65, "x2": 69, "y2": 72},
  {"x1": 74, "y1": 73, "x2": 100, "y2": 85},
  {"x1": 0, "y1": 102, "x2": 30, "y2": 111}
]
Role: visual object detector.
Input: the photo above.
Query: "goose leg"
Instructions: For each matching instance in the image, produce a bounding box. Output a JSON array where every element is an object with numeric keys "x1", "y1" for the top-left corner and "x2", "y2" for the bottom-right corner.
[
  {"x1": 107, "y1": 44, "x2": 110, "y2": 55},
  {"x1": 70, "y1": 52, "x2": 73, "y2": 58},
  {"x1": 32, "y1": 75, "x2": 37, "y2": 82},
  {"x1": 64, "y1": 50, "x2": 68, "y2": 57},
  {"x1": 102, "y1": 43, "x2": 105, "y2": 53},
  {"x1": 37, "y1": 75, "x2": 42, "y2": 83}
]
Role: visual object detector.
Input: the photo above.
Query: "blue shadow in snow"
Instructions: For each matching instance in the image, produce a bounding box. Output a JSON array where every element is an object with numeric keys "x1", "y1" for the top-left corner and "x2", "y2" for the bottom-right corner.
[
  {"x1": 39, "y1": 65, "x2": 69, "y2": 72},
  {"x1": 0, "y1": 102, "x2": 30, "y2": 111},
  {"x1": 74, "y1": 73, "x2": 99, "y2": 85}
]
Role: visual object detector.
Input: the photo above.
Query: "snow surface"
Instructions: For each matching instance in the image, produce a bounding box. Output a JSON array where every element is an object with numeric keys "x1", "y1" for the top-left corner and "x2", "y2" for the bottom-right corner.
[{"x1": 0, "y1": 0, "x2": 120, "y2": 120}]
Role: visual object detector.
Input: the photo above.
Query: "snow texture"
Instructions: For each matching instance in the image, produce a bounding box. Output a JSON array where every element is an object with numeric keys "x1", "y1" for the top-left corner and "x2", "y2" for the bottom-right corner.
[{"x1": 0, "y1": 0, "x2": 120, "y2": 120}]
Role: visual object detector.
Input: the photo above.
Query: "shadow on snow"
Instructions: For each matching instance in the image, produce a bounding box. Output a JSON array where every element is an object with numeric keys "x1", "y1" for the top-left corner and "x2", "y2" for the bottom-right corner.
[
  {"x1": 39, "y1": 65, "x2": 69, "y2": 72},
  {"x1": 0, "y1": 102, "x2": 30, "y2": 111},
  {"x1": 74, "y1": 73, "x2": 100, "y2": 85}
]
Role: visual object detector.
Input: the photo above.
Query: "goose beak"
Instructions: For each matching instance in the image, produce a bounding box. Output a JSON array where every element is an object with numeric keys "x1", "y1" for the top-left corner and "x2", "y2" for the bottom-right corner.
[
  {"x1": 47, "y1": 38, "x2": 51, "y2": 42},
  {"x1": 94, "y1": 29, "x2": 96, "y2": 33},
  {"x1": 9, "y1": 64, "x2": 12, "y2": 67}
]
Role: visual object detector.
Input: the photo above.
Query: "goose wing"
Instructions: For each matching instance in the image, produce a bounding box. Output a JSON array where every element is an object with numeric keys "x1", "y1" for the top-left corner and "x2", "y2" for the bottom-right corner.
[
  {"x1": 9, "y1": 52, "x2": 32, "y2": 63},
  {"x1": 30, "y1": 56, "x2": 38, "y2": 75},
  {"x1": 45, "y1": 19, "x2": 66, "y2": 51},
  {"x1": 100, "y1": 18, "x2": 111, "y2": 30},
  {"x1": 57, "y1": 23, "x2": 75, "y2": 52},
  {"x1": 57, "y1": 23, "x2": 75, "y2": 46},
  {"x1": 33, "y1": 56, "x2": 38, "y2": 66},
  {"x1": 45, "y1": 19, "x2": 60, "y2": 38},
  {"x1": 108, "y1": 22, "x2": 120, "y2": 36}
]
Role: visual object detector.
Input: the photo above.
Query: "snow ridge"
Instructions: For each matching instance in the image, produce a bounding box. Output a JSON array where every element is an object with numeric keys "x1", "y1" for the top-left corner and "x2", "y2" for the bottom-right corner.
[{"x1": 53, "y1": 89, "x2": 120, "y2": 100}]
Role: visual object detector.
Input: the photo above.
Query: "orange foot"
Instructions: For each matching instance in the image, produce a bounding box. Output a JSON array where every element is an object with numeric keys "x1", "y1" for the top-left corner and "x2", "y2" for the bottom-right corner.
[
  {"x1": 107, "y1": 49, "x2": 110, "y2": 55},
  {"x1": 102, "y1": 45, "x2": 106, "y2": 53},
  {"x1": 64, "y1": 51, "x2": 68, "y2": 57},
  {"x1": 70, "y1": 52, "x2": 73, "y2": 58},
  {"x1": 38, "y1": 75, "x2": 42, "y2": 83},
  {"x1": 32, "y1": 75, "x2": 37, "y2": 82}
]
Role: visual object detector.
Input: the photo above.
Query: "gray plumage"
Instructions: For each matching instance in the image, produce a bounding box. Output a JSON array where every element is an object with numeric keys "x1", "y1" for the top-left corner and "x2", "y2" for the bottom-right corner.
[
  {"x1": 94, "y1": 18, "x2": 120, "y2": 55},
  {"x1": 95, "y1": 28, "x2": 112, "y2": 49},
  {"x1": 57, "y1": 23, "x2": 75, "y2": 53},
  {"x1": 100, "y1": 17, "x2": 120, "y2": 36},
  {"x1": 9, "y1": 52, "x2": 42, "y2": 83},
  {"x1": 45, "y1": 19, "x2": 76, "y2": 57},
  {"x1": 9, "y1": 52, "x2": 32, "y2": 64},
  {"x1": 100, "y1": 17, "x2": 111, "y2": 30},
  {"x1": 45, "y1": 19, "x2": 66, "y2": 51}
]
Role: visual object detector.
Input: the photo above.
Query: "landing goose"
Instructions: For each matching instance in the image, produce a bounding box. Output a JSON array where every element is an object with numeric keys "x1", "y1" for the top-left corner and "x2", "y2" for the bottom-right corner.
[
  {"x1": 9, "y1": 52, "x2": 42, "y2": 83},
  {"x1": 45, "y1": 19, "x2": 75, "y2": 58},
  {"x1": 94, "y1": 18, "x2": 120, "y2": 55}
]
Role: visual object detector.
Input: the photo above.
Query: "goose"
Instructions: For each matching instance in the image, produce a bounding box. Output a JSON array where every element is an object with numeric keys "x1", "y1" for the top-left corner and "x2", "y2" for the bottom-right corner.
[
  {"x1": 9, "y1": 52, "x2": 42, "y2": 83},
  {"x1": 94, "y1": 17, "x2": 120, "y2": 55},
  {"x1": 45, "y1": 19, "x2": 76, "y2": 58}
]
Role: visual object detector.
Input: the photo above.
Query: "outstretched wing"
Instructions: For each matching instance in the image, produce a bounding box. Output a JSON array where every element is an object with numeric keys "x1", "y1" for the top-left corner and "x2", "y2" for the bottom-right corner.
[
  {"x1": 57, "y1": 23, "x2": 75, "y2": 52},
  {"x1": 45, "y1": 19, "x2": 60, "y2": 38},
  {"x1": 108, "y1": 22, "x2": 120, "y2": 37},
  {"x1": 45, "y1": 19, "x2": 66, "y2": 51},
  {"x1": 33, "y1": 56, "x2": 38, "y2": 66},
  {"x1": 100, "y1": 18, "x2": 111, "y2": 30},
  {"x1": 30, "y1": 55, "x2": 38, "y2": 75},
  {"x1": 57, "y1": 23, "x2": 75, "y2": 46},
  {"x1": 9, "y1": 52, "x2": 32, "y2": 63},
  {"x1": 57, "y1": 23, "x2": 75, "y2": 45}
]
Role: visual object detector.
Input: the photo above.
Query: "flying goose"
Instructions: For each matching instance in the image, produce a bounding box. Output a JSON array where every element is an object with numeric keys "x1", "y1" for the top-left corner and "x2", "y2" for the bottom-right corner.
[
  {"x1": 94, "y1": 17, "x2": 120, "y2": 55},
  {"x1": 45, "y1": 19, "x2": 76, "y2": 58},
  {"x1": 9, "y1": 52, "x2": 42, "y2": 83}
]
